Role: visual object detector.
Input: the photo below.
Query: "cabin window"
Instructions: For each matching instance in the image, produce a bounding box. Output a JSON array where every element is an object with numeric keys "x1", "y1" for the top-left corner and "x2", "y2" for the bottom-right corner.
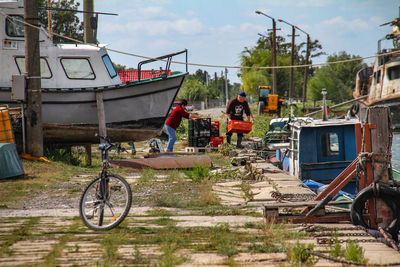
[
  {"x1": 321, "y1": 132, "x2": 339, "y2": 157},
  {"x1": 388, "y1": 66, "x2": 400, "y2": 80},
  {"x1": 376, "y1": 70, "x2": 381, "y2": 83},
  {"x1": 15, "y1": 57, "x2": 52, "y2": 79},
  {"x1": 6, "y1": 15, "x2": 24, "y2": 37},
  {"x1": 102, "y1": 55, "x2": 117, "y2": 78},
  {"x1": 60, "y1": 58, "x2": 95, "y2": 80}
]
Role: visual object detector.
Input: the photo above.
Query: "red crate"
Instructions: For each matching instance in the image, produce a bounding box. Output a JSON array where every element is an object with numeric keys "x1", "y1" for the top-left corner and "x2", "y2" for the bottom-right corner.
[
  {"x1": 211, "y1": 121, "x2": 219, "y2": 130},
  {"x1": 228, "y1": 120, "x2": 252, "y2": 134},
  {"x1": 210, "y1": 136, "x2": 223, "y2": 147}
]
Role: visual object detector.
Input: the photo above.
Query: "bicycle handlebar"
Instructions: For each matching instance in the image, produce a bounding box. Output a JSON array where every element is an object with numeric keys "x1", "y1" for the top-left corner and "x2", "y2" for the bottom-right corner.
[{"x1": 95, "y1": 133, "x2": 111, "y2": 143}]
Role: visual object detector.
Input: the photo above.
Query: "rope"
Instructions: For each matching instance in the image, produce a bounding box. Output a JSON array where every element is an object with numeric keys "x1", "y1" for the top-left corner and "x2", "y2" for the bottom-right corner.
[{"x1": 4, "y1": 10, "x2": 400, "y2": 70}]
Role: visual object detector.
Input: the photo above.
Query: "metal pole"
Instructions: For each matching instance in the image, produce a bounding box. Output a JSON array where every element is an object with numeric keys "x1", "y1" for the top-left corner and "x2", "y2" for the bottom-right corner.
[
  {"x1": 25, "y1": 0, "x2": 43, "y2": 156},
  {"x1": 225, "y1": 68, "x2": 229, "y2": 104},
  {"x1": 255, "y1": 11, "x2": 278, "y2": 94},
  {"x1": 271, "y1": 19, "x2": 277, "y2": 94},
  {"x1": 47, "y1": 0, "x2": 53, "y2": 41},
  {"x1": 289, "y1": 25, "x2": 295, "y2": 101},
  {"x1": 322, "y1": 88, "x2": 327, "y2": 121},
  {"x1": 302, "y1": 35, "x2": 310, "y2": 102}
]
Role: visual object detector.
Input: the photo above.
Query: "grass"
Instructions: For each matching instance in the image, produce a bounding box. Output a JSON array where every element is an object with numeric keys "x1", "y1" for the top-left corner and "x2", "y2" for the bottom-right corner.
[{"x1": 0, "y1": 217, "x2": 40, "y2": 256}]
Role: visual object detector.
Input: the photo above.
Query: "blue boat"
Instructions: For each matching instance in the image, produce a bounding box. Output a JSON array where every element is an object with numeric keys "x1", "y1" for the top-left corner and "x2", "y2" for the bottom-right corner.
[{"x1": 276, "y1": 117, "x2": 360, "y2": 195}]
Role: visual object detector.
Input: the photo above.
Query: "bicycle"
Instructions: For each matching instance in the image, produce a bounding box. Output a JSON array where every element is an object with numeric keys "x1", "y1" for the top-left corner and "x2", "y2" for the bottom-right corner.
[{"x1": 79, "y1": 134, "x2": 132, "y2": 230}]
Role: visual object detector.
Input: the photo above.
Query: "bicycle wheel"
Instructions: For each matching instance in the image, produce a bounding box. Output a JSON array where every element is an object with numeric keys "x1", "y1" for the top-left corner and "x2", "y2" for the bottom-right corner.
[{"x1": 79, "y1": 174, "x2": 132, "y2": 230}]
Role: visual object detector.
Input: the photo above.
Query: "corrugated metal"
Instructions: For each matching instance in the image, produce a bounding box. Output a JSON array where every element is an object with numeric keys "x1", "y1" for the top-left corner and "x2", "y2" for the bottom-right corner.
[
  {"x1": 0, "y1": 143, "x2": 24, "y2": 179},
  {"x1": 117, "y1": 70, "x2": 171, "y2": 83}
]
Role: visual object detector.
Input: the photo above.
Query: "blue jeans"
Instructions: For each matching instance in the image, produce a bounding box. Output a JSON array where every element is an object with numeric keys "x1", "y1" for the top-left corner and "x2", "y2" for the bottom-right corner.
[{"x1": 165, "y1": 124, "x2": 176, "y2": 152}]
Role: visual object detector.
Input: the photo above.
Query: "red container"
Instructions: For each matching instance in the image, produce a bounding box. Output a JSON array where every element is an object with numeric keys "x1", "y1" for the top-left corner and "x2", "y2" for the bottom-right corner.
[
  {"x1": 228, "y1": 120, "x2": 252, "y2": 134},
  {"x1": 211, "y1": 121, "x2": 219, "y2": 130},
  {"x1": 210, "y1": 136, "x2": 223, "y2": 147}
]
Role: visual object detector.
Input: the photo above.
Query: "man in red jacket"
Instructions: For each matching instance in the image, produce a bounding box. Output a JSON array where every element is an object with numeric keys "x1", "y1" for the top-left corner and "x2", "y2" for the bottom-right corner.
[{"x1": 165, "y1": 100, "x2": 201, "y2": 152}]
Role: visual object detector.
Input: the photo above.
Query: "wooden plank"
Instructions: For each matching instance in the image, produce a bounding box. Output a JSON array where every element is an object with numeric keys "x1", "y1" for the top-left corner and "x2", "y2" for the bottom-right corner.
[
  {"x1": 96, "y1": 92, "x2": 107, "y2": 139},
  {"x1": 266, "y1": 212, "x2": 350, "y2": 223},
  {"x1": 262, "y1": 200, "x2": 353, "y2": 208}
]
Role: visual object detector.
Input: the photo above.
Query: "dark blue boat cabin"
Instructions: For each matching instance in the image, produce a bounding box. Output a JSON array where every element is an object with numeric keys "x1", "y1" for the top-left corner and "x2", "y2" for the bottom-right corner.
[{"x1": 286, "y1": 118, "x2": 359, "y2": 191}]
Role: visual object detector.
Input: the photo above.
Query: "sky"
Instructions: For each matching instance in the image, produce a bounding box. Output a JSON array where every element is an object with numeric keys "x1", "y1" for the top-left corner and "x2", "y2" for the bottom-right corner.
[{"x1": 76, "y1": 0, "x2": 398, "y2": 84}]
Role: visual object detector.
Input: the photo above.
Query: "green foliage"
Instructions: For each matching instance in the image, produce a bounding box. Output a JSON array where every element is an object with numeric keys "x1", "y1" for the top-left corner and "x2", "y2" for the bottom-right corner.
[
  {"x1": 286, "y1": 241, "x2": 319, "y2": 266},
  {"x1": 176, "y1": 119, "x2": 188, "y2": 141},
  {"x1": 239, "y1": 34, "x2": 324, "y2": 99},
  {"x1": 308, "y1": 51, "x2": 364, "y2": 103},
  {"x1": 178, "y1": 76, "x2": 208, "y2": 101},
  {"x1": 139, "y1": 168, "x2": 157, "y2": 185},
  {"x1": 344, "y1": 240, "x2": 367, "y2": 264},
  {"x1": 250, "y1": 114, "x2": 272, "y2": 138},
  {"x1": 38, "y1": 0, "x2": 84, "y2": 43},
  {"x1": 44, "y1": 147, "x2": 82, "y2": 166},
  {"x1": 183, "y1": 163, "x2": 210, "y2": 183}
]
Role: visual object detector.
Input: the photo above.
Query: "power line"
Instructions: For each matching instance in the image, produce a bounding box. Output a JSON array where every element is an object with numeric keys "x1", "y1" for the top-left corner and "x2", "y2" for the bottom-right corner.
[{"x1": 3, "y1": 11, "x2": 399, "y2": 71}]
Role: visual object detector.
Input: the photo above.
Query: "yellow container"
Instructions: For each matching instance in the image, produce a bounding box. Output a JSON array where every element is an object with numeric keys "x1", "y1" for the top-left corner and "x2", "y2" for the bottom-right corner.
[{"x1": 0, "y1": 107, "x2": 14, "y2": 143}]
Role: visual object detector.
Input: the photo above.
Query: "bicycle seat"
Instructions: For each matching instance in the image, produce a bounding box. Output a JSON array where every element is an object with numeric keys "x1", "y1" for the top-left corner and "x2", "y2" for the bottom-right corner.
[{"x1": 99, "y1": 143, "x2": 112, "y2": 151}]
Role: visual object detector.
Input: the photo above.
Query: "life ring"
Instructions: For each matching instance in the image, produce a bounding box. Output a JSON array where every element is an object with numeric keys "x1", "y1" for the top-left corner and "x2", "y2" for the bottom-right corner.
[{"x1": 351, "y1": 184, "x2": 400, "y2": 241}]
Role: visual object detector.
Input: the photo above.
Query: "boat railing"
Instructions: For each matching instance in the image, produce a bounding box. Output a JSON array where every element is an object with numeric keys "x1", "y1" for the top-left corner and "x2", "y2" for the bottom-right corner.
[{"x1": 137, "y1": 49, "x2": 188, "y2": 82}]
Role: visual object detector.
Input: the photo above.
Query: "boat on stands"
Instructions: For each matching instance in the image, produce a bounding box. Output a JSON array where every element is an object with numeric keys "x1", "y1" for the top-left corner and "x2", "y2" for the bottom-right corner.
[
  {"x1": 272, "y1": 116, "x2": 360, "y2": 195},
  {"x1": 0, "y1": 0, "x2": 187, "y2": 144},
  {"x1": 353, "y1": 17, "x2": 400, "y2": 129}
]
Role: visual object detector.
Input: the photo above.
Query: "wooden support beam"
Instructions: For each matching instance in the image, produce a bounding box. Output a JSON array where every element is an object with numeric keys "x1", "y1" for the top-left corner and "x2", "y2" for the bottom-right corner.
[{"x1": 96, "y1": 92, "x2": 107, "y2": 141}]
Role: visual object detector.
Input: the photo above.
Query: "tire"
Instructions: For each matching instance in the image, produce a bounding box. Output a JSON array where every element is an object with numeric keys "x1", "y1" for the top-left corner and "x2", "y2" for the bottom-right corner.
[
  {"x1": 79, "y1": 174, "x2": 132, "y2": 231},
  {"x1": 258, "y1": 101, "x2": 265, "y2": 115},
  {"x1": 351, "y1": 184, "x2": 400, "y2": 240}
]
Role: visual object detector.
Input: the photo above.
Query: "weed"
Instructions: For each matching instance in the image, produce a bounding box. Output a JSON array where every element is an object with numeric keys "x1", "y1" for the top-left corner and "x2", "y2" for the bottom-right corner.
[
  {"x1": 183, "y1": 163, "x2": 210, "y2": 183},
  {"x1": 198, "y1": 181, "x2": 220, "y2": 205},
  {"x1": 250, "y1": 115, "x2": 271, "y2": 138},
  {"x1": 147, "y1": 208, "x2": 173, "y2": 217},
  {"x1": 138, "y1": 168, "x2": 157, "y2": 185},
  {"x1": 328, "y1": 231, "x2": 344, "y2": 258},
  {"x1": 166, "y1": 169, "x2": 184, "y2": 183},
  {"x1": 158, "y1": 243, "x2": 186, "y2": 266},
  {"x1": 286, "y1": 241, "x2": 319, "y2": 267},
  {"x1": 344, "y1": 239, "x2": 367, "y2": 264},
  {"x1": 219, "y1": 143, "x2": 235, "y2": 156},
  {"x1": 102, "y1": 232, "x2": 125, "y2": 266},
  {"x1": 132, "y1": 245, "x2": 145, "y2": 264},
  {"x1": 152, "y1": 217, "x2": 176, "y2": 226},
  {"x1": 240, "y1": 181, "x2": 254, "y2": 201},
  {"x1": 0, "y1": 217, "x2": 40, "y2": 256}
]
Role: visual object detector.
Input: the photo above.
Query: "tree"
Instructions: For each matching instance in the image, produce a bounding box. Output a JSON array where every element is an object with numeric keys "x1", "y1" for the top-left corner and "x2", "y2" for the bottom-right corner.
[
  {"x1": 308, "y1": 52, "x2": 364, "y2": 103},
  {"x1": 38, "y1": 0, "x2": 83, "y2": 43},
  {"x1": 177, "y1": 76, "x2": 207, "y2": 101},
  {"x1": 239, "y1": 33, "x2": 324, "y2": 98}
]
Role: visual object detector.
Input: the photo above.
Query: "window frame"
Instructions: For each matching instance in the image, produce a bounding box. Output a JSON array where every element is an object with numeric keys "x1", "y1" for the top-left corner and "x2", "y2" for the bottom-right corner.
[
  {"x1": 14, "y1": 56, "x2": 53, "y2": 79},
  {"x1": 102, "y1": 54, "x2": 117, "y2": 79},
  {"x1": 387, "y1": 65, "x2": 400, "y2": 80},
  {"x1": 321, "y1": 132, "x2": 340, "y2": 157},
  {"x1": 6, "y1": 15, "x2": 24, "y2": 37},
  {"x1": 60, "y1": 57, "x2": 96, "y2": 80}
]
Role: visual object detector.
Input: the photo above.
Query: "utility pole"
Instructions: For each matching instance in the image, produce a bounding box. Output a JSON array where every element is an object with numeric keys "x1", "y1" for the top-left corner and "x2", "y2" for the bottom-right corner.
[
  {"x1": 47, "y1": 0, "x2": 53, "y2": 41},
  {"x1": 25, "y1": 0, "x2": 43, "y2": 156},
  {"x1": 278, "y1": 18, "x2": 299, "y2": 103},
  {"x1": 302, "y1": 35, "x2": 311, "y2": 102},
  {"x1": 255, "y1": 11, "x2": 278, "y2": 94},
  {"x1": 271, "y1": 19, "x2": 277, "y2": 94},
  {"x1": 225, "y1": 68, "x2": 229, "y2": 105},
  {"x1": 289, "y1": 25, "x2": 295, "y2": 101},
  {"x1": 84, "y1": 0, "x2": 95, "y2": 43}
]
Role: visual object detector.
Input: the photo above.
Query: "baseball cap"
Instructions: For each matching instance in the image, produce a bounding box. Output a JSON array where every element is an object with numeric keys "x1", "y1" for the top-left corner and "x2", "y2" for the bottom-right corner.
[{"x1": 238, "y1": 91, "x2": 246, "y2": 97}]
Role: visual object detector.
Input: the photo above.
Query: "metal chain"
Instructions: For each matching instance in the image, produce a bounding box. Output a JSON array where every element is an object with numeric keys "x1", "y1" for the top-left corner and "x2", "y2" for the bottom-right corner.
[{"x1": 306, "y1": 249, "x2": 400, "y2": 266}]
